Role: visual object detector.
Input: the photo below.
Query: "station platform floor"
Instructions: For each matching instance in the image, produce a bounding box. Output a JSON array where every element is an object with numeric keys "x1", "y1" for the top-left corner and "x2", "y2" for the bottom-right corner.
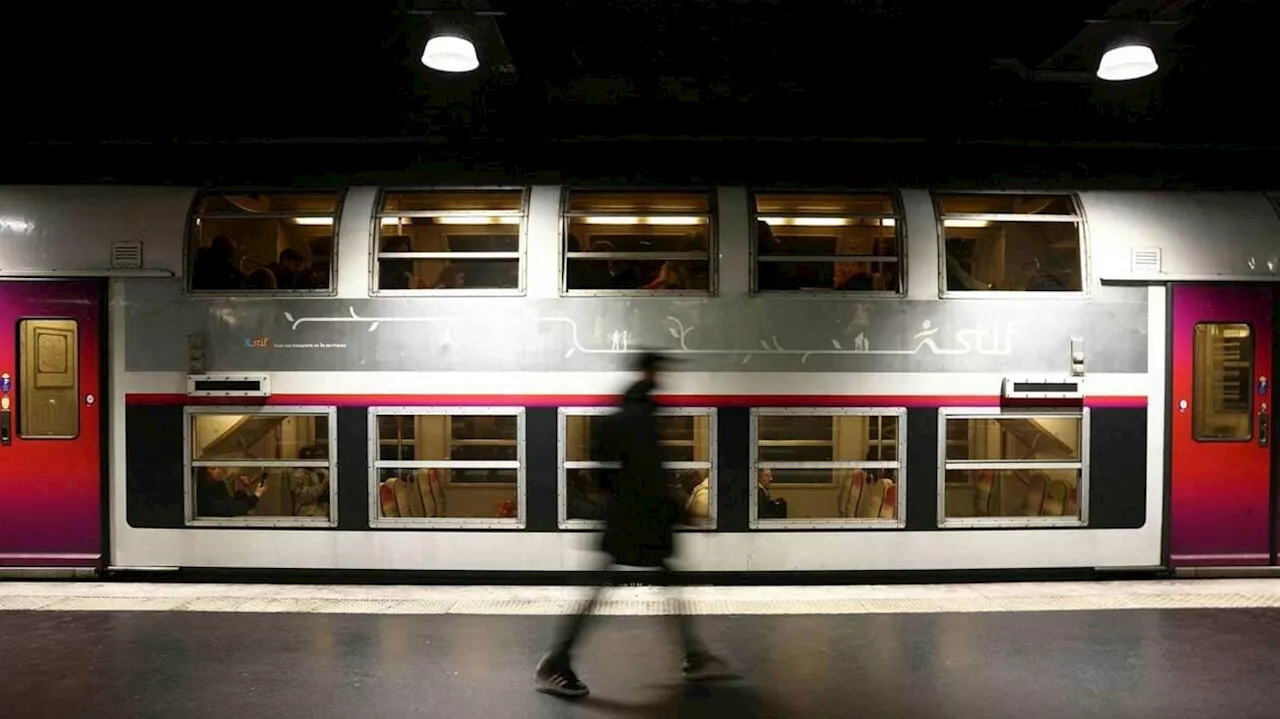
[{"x1": 4, "y1": 578, "x2": 1280, "y2": 718}]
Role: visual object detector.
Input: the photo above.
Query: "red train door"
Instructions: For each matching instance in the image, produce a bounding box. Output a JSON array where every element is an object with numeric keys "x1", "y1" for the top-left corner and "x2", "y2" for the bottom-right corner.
[
  {"x1": 1170, "y1": 284, "x2": 1275, "y2": 567},
  {"x1": 0, "y1": 280, "x2": 103, "y2": 570}
]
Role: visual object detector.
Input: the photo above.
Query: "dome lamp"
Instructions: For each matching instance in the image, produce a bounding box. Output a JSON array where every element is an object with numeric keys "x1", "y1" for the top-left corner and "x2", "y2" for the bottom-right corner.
[
  {"x1": 421, "y1": 34, "x2": 479, "y2": 73},
  {"x1": 1097, "y1": 43, "x2": 1159, "y2": 81}
]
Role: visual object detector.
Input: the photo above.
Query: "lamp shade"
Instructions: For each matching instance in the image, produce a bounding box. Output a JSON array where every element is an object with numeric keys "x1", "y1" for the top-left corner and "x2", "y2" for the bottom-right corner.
[
  {"x1": 421, "y1": 35, "x2": 479, "y2": 72},
  {"x1": 1097, "y1": 44, "x2": 1158, "y2": 81}
]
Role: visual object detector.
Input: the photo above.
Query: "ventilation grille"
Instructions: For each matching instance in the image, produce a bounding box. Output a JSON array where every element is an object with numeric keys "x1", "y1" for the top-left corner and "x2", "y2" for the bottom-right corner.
[
  {"x1": 110, "y1": 241, "x2": 143, "y2": 269},
  {"x1": 187, "y1": 374, "x2": 272, "y2": 398},
  {"x1": 1130, "y1": 247, "x2": 1161, "y2": 274}
]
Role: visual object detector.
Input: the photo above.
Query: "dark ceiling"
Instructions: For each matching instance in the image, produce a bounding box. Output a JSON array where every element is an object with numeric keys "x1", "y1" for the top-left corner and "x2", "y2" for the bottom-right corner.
[{"x1": 2, "y1": 0, "x2": 1277, "y2": 186}]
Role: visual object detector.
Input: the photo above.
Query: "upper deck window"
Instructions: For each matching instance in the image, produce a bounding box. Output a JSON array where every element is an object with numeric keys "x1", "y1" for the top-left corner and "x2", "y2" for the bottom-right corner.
[
  {"x1": 753, "y1": 192, "x2": 901, "y2": 293},
  {"x1": 563, "y1": 190, "x2": 714, "y2": 294},
  {"x1": 936, "y1": 193, "x2": 1084, "y2": 294},
  {"x1": 374, "y1": 189, "x2": 526, "y2": 294},
  {"x1": 189, "y1": 191, "x2": 339, "y2": 293}
]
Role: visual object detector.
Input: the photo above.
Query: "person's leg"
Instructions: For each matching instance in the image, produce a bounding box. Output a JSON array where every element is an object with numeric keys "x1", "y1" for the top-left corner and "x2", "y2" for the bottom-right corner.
[
  {"x1": 534, "y1": 558, "x2": 612, "y2": 697},
  {"x1": 659, "y1": 560, "x2": 703, "y2": 657},
  {"x1": 660, "y1": 560, "x2": 736, "y2": 681}
]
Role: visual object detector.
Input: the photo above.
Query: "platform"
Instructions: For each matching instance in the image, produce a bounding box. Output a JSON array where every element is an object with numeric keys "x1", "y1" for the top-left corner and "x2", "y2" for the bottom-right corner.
[{"x1": 3, "y1": 579, "x2": 1280, "y2": 717}]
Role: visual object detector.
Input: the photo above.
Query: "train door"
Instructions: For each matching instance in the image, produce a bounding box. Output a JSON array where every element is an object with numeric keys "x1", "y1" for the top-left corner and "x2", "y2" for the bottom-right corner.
[
  {"x1": 1170, "y1": 284, "x2": 1274, "y2": 567},
  {"x1": 0, "y1": 280, "x2": 103, "y2": 569}
]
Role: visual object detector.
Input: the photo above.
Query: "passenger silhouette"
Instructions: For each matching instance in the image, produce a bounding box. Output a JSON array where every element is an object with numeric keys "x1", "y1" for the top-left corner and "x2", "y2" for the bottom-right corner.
[{"x1": 533, "y1": 351, "x2": 732, "y2": 697}]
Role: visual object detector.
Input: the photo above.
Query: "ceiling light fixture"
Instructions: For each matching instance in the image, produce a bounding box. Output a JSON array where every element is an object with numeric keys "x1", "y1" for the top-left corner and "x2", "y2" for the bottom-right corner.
[
  {"x1": 1097, "y1": 43, "x2": 1159, "y2": 81},
  {"x1": 421, "y1": 34, "x2": 479, "y2": 73}
]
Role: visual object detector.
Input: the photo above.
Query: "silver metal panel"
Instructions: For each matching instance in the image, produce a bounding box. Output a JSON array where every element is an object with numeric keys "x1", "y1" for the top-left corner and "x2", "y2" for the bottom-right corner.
[
  {"x1": 935, "y1": 406, "x2": 1089, "y2": 529},
  {"x1": 367, "y1": 406, "x2": 526, "y2": 530},
  {"x1": 0, "y1": 185, "x2": 193, "y2": 275},
  {"x1": 1082, "y1": 190, "x2": 1280, "y2": 282},
  {"x1": 123, "y1": 279, "x2": 1149, "y2": 374},
  {"x1": 183, "y1": 405, "x2": 339, "y2": 528},
  {"x1": 717, "y1": 186, "x2": 750, "y2": 296},
  {"x1": 557, "y1": 406, "x2": 717, "y2": 530},
  {"x1": 748, "y1": 407, "x2": 907, "y2": 530}
]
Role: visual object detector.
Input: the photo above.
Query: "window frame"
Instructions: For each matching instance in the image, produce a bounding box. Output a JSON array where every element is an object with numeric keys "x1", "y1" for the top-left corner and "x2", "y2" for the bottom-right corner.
[
  {"x1": 748, "y1": 407, "x2": 907, "y2": 530},
  {"x1": 936, "y1": 406, "x2": 1090, "y2": 529},
  {"x1": 749, "y1": 189, "x2": 906, "y2": 297},
  {"x1": 934, "y1": 190, "x2": 1089, "y2": 300},
  {"x1": 559, "y1": 187, "x2": 718, "y2": 297},
  {"x1": 557, "y1": 406, "x2": 718, "y2": 530},
  {"x1": 185, "y1": 188, "x2": 345, "y2": 297},
  {"x1": 183, "y1": 405, "x2": 339, "y2": 528},
  {"x1": 367, "y1": 406, "x2": 527, "y2": 529},
  {"x1": 369, "y1": 186, "x2": 530, "y2": 297}
]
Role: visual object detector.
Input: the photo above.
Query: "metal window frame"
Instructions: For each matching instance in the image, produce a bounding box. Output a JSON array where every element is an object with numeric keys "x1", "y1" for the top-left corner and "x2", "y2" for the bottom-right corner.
[
  {"x1": 559, "y1": 187, "x2": 719, "y2": 297},
  {"x1": 749, "y1": 189, "x2": 907, "y2": 298},
  {"x1": 748, "y1": 407, "x2": 907, "y2": 530},
  {"x1": 936, "y1": 406, "x2": 1090, "y2": 529},
  {"x1": 183, "y1": 405, "x2": 339, "y2": 528},
  {"x1": 367, "y1": 406, "x2": 526, "y2": 529},
  {"x1": 184, "y1": 188, "x2": 345, "y2": 298},
  {"x1": 557, "y1": 406, "x2": 718, "y2": 530},
  {"x1": 934, "y1": 190, "x2": 1090, "y2": 300},
  {"x1": 369, "y1": 186, "x2": 530, "y2": 298}
]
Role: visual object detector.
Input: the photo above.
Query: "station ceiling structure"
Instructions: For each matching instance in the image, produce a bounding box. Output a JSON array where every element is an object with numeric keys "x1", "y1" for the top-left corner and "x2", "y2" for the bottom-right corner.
[{"x1": 2, "y1": 0, "x2": 1276, "y2": 186}]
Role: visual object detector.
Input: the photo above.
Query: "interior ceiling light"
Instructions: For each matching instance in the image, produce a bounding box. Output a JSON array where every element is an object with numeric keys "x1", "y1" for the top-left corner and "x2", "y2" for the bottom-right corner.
[
  {"x1": 1097, "y1": 44, "x2": 1158, "y2": 81},
  {"x1": 422, "y1": 34, "x2": 479, "y2": 73}
]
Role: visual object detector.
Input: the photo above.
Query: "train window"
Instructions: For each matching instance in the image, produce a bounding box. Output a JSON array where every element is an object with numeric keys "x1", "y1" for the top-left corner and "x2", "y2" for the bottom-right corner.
[
  {"x1": 559, "y1": 407, "x2": 717, "y2": 528},
  {"x1": 184, "y1": 407, "x2": 338, "y2": 527},
  {"x1": 1192, "y1": 323, "x2": 1254, "y2": 441},
  {"x1": 16, "y1": 319, "x2": 79, "y2": 439},
  {"x1": 188, "y1": 191, "x2": 340, "y2": 293},
  {"x1": 938, "y1": 408, "x2": 1088, "y2": 527},
  {"x1": 562, "y1": 190, "x2": 714, "y2": 295},
  {"x1": 749, "y1": 409, "x2": 905, "y2": 528},
  {"x1": 369, "y1": 407, "x2": 525, "y2": 528},
  {"x1": 373, "y1": 189, "x2": 527, "y2": 294},
  {"x1": 752, "y1": 192, "x2": 902, "y2": 294},
  {"x1": 936, "y1": 193, "x2": 1084, "y2": 295}
]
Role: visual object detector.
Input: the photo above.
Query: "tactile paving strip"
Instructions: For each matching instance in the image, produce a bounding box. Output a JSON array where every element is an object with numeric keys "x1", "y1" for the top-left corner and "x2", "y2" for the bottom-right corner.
[{"x1": 5, "y1": 582, "x2": 1280, "y2": 615}]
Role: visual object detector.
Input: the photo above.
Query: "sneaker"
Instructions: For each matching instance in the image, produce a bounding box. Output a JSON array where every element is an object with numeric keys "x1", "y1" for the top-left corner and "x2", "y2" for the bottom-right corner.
[
  {"x1": 534, "y1": 653, "x2": 589, "y2": 698},
  {"x1": 682, "y1": 652, "x2": 736, "y2": 682}
]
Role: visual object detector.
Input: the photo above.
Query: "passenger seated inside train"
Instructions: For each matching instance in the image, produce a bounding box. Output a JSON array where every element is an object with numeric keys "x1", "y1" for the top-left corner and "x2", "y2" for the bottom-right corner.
[
  {"x1": 566, "y1": 471, "x2": 607, "y2": 522},
  {"x1": 192, "y1": 235, "x2": 246, "y2": 289},
  {"x1": 686, "y1": 470, "x2": 710, "y2": 522},
  {"x1": 191, "y1": 227, "x2": 332, "y2": 292},
  {"x1": 756, "y1": 468, "x2": 788, "y2": 519},
  {"x1": 196, "y1": 467, "x2": 266, "y2": 517}
]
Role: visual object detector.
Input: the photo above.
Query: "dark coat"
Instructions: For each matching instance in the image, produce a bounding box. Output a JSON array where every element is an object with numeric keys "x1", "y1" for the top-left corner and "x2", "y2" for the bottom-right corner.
[{"x1": 598, "y1": 379, "x2": 680, "y2": 567}]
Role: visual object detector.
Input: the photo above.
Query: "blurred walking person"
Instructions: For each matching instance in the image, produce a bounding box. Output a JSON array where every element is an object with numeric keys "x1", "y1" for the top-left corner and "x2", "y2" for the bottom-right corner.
[{"x1": 533, "y1": 351, "x2": 732, "y2": 697}]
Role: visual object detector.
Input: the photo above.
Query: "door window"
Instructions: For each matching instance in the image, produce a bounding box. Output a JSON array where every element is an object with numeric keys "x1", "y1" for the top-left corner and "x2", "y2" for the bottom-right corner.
[
  {"x1": 1192, "y1": 322, "x2": 1253, "y2": 441},
  {"x1": 17, "y1": 318, "x2": 79, "y2": 439}
]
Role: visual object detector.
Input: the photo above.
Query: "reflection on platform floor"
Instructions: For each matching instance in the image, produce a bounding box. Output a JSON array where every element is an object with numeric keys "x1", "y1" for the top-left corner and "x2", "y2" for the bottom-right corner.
[{"x1": 2, "y1": 606, "x2": 1280, "y2": 718}]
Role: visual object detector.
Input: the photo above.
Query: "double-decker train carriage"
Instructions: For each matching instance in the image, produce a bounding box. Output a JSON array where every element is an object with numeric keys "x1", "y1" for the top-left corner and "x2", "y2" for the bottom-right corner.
[{"x1": 0, "y1": 184, "x2": 1277, "y2": 578}]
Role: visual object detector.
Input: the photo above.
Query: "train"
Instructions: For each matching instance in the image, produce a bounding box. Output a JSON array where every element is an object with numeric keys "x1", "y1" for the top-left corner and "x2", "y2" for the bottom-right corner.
[{"x1": 0, "y1": 183, "x2": 1277, "y2": 580}]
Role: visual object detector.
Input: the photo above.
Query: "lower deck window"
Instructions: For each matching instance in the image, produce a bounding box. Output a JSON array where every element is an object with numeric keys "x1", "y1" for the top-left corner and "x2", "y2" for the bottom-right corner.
[
  {"x1": 370, "y1": 407, "x2": 524, "y2": 527},
  {"x1": 185, "y1": 407, "x2": 337, "y2": 526},
  {"x1": 559, "y1": 407, "x2": 717, "y2": 528},
  {"x1": 750, "y1": 408, "x2": 905, "y2": 527},
  {"x1": 939, "y1": 409, "x2": 1087, "y2": 527}
]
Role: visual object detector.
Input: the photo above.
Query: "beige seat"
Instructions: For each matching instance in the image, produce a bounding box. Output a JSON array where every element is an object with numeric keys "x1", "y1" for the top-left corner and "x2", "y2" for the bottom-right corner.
[
  {"x1": 380, "y1": 478, "x2": 401, "y2": 518},
  {"x1": 836, "y1": 470, "x2": 866, "y2": 519}
]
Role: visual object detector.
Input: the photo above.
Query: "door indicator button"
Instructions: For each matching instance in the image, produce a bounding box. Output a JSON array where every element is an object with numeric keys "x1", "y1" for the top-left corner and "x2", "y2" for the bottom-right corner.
[
  {"x1": 85, "y1": 394, "x2": 95, "y2": 406},
  {"x1": 1260, "y1": 376, "x2": 1269, "y2": 396},
  {"x1": 0, "y1": 373, "x2": 9, "y2": 394},
  {"x1": 1179, "y1": 399, "x2": 1188, "y2": 412}
]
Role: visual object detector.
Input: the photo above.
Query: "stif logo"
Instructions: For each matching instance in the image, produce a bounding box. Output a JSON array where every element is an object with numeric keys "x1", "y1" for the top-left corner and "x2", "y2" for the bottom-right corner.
[{"x1": 244, "y1": 335, "x2": 272, "y2": 348}]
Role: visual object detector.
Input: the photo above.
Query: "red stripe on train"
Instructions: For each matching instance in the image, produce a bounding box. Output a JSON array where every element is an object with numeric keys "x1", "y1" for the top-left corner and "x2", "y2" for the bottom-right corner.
[{"x1": 125, "y1": 393, "x2": 1149, "y2": 408}]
